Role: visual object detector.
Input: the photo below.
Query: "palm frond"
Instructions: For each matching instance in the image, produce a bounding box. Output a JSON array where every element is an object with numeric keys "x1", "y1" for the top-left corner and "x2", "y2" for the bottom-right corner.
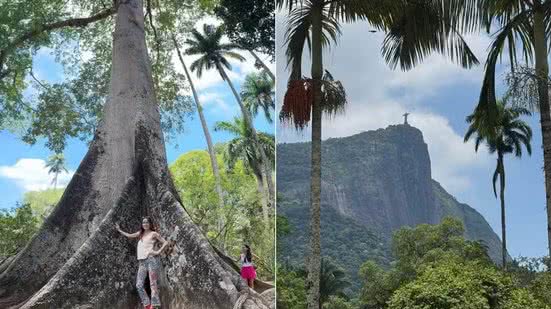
[
  {"x1": 476, "y1": 9, "x2": 533, "y2": 126},
  {"x1": 465, "y1": 99, "x2": 532, "y2": 198},
  {"x1": 222, "y1": 51, "x2": 246, "y2": 62},
  {"x1": 214, "y1": 119, "x2": 242, "y2": 136},
  {"x1": 381, "y1": 1, "x2": 480, "y2": 71},
  {"x1": 321, "y1": 70, "x2": 347, "y2": 116},
  {"x1": 277, "y1": 0, "x2": 304, "y2": 12},
  {"x1": 285, "y1": 3, "x2": 313, "y2": 80}
]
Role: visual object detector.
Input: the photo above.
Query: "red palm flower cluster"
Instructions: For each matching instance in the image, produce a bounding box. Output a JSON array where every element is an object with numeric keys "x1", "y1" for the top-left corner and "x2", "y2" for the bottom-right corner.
[{"x1": 280, "y1": 79, "x2": 314, "y2": 130}]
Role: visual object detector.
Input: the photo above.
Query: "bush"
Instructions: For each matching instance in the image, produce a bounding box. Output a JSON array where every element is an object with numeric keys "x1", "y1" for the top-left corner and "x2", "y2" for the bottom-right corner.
[{"x1": 0, "y1": 203, "x2": 39, "y2": 258}]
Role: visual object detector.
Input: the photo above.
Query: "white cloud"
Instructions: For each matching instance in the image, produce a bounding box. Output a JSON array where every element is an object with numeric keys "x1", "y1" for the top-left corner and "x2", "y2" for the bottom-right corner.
[
  {"x1": 198, "y1": 92, "x2": 234, "y2": 114},
  {"x1": 0, "y1": 158, "x2": 74, "y2": 191}
]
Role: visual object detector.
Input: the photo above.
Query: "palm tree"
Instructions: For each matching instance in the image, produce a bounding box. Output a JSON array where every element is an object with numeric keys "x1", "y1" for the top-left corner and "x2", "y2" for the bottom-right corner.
[
  {"x1": 214, "y1": 117, "x2": 275, "y2": 221},
  {"x1": 241, "y1": 71, "x2": 275, "y2": 123},
  {"x1": 278, "y1": 0, "x2": 483, "y2": 306},
  {"x1": 185, "y1": 24, "x2": 275, "y2": 207},
  {"x1": 474, "y1": 0, "x2": 551, "y2": 259},
  {"x1": 171, "y1": 34, "x2": 226, "y2": 215},
  {"x1": 319, "y1": 258, "x2": 350, "y2": 309},
  {"x1": 45, "y1": 153, "x2": 67, "y2": 189},
  {"x1": 465, "y1": 100, "x2": 532, "y2": 269}
]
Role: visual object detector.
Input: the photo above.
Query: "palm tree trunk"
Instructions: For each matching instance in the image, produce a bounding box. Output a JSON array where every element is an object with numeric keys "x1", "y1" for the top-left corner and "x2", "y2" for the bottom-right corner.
[
  {"x1": 248, "y1": 49, "x2": 275, "y2": 81},
  {"x1": 254, "y1": 170, "x2": 269, "y2": 222},
  {"x1": 218, "y1": 66, "x2": 274, "y2": 213},
  {"x1": 172, "y1": 35, "x2": 226, "y2": 218},
  {"x1": 307, "y1": 2, "x2": 323, "y2": 308},
  {"x1": 498, "y1": 155, "x2": 507, "y2": 269},
  {"x1": 533, "y1": 5, "x2": 551, "y2": 260}
]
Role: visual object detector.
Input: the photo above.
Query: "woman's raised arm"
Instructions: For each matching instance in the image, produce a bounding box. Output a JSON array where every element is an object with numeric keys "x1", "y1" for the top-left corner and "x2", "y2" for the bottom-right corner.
[{"x1": 115, "y1": 223, "x2": 140, "y2": 239}]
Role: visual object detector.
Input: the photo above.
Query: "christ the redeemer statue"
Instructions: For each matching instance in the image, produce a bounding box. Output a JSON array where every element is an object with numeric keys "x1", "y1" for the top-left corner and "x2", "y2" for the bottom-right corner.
[{"x1": 403, "y1": 112, "x2": 410, "y2": 125}]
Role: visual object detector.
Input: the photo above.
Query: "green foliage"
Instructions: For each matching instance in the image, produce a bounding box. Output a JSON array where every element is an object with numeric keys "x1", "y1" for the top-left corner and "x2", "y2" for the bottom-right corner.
[
  {"x1": 359, "y1": 261, "x2": 400, "y2": 309},
  {"x1": 276, "y1": 266, "x2": 307, "y2": 309},
  {"x1": 241, "y1": 72, "x2": 275, "y2": 123},
  {"x1": 388, "y1": 260, "x2": 549, "y2": 309},
  {"x1": 0, "y1": 203, "x2": 40, "y2": 258},
  {"x1": 184, "y1": 23, "x2": 245, "y2": 79},
  {"x1": 23, "y1": 188, "x2": 64, "y2": 220},
  {"x1": 277, "y1": 257, "x2": 353, "y2": 309},
  {"x1": 530, "y1": 272, "x2": 551, "y2": 305},
  {"x1": 214, "y1": 0, "x2": 275, "y2": 59},
  {"x1": 320, "y1": 258, "x2": 351, "y2": 306},
  {"x1": 464, "y1": 99, "x2": 532, "y2": 194},
  {"x1": 360, "y1": 218, "x2": 492, "y2": 308},
  {"x1": 214, "y1": 117, "x2": 274, "y2": 180},
  {"x1": 474, "y1": 0, "x2": 549, "y2": 127},
  {"x1": 277, "y1": 195, "x2": 391, "y2": 294},
  {"x1": 391, "y1": 217, "x2": 492, "y2": 276},
  {"x1": 45, "y1": 153, "x2": 68, "y2": 188},
  {"x1": 276, "y1": 214, "x2": 291, "y2": 237},
  {"x1": 0, "y1": 0, "x2": 202, "y2": 152},
  {"x1": 277, "y1": 195, "x2": 390, "y2": 294},
  {"x1": 359, "y1": 218, "x2": 550, "y2": 309},
  {"x1": 169, "y1": 149, "x2": 273, "y2": 279},
  {"x1": 504, "y1": 289, "x2": 549, "y2": 309},
  {"x1": 323, "y1": 296, "x2": 355, "y2": 309}
]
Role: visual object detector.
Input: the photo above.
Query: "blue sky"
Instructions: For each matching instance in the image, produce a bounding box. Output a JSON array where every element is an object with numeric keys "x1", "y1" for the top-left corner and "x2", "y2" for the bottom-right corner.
[
  {"x1": 275, "y1": 15, "x2": 548, "y2": 259},
  {"x1": 0, "y1": 18, "x2": 274, "y2": 210}
]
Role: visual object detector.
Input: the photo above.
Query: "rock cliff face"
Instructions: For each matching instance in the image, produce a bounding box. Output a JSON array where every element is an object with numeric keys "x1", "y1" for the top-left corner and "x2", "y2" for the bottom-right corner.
[{"x1": 277, "y1": 124, "x2": 504, "y2": 289}]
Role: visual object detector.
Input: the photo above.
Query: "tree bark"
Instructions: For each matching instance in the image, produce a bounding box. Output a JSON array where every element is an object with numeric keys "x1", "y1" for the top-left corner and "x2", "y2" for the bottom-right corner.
[
  {"x1": 172, "y1": 35, "x2": 226, "y2": 226},
  {"x1": 0, "y1": 1, "x2": 272, "y2": 308},
  {"x1": 533, "y1": 5, "x2": 551, "y2": 260},
  {"x1": 306, "y1": 2, "x2": 323, "y2": 308},
  {"x1": 248, "y1": 50, "x2": 275, "y2": 82},
  {"x1": 253, "y1": 170, "x2": 269, "y2": 223},
  {"x1": 218, "y1": 67, "x2": 274, "y2": 217},
  {"x1": 498, "y1": 155, "x2": 507, "y2": 269}
]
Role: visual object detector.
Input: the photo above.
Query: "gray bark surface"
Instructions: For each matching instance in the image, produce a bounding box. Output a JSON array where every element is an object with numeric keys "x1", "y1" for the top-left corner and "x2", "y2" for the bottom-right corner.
[
  {"x1": 0, "y1": 1, "x2": 273, "y2": 308},
  {"x1": 306, "y1": 2, "x2": 323, "y2": 308}
]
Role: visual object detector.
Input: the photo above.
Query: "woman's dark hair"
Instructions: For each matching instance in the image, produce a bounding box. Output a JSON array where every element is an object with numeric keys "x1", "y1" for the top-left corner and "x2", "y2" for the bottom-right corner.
[
  {"x1": 244, "y1": 245, "x2": 252, "y2": 263},
  {"x1": 139, "y1": 216, "x2": 156, "y2": 239}
]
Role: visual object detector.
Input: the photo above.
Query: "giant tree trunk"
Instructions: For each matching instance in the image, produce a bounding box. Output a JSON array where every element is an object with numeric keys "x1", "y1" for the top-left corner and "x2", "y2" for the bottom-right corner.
[
  {"x1": 172, "y1": 35, "x2": 226, "y2": 233},
  {"x1": 218, "y1": 67, "x2": 274, "y2": 216},
  {"x1": 306, "y1": 2, "x2": 323, "y2": 308},
  {"x1": 0, "y1": 1, "x2": 272, "y2": 308},
  {"x1": 533, "y1": 6, "x2": 551, "y2": 260}
]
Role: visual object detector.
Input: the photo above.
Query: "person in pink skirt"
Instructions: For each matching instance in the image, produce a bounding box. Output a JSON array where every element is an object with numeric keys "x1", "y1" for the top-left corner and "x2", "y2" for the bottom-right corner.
[{"x1": 239, "y1": 244, "x2": 256, "y2": 288}]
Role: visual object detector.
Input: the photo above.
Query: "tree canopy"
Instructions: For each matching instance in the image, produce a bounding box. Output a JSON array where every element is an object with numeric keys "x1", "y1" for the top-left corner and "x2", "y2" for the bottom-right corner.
[
  {"x1": 0, "y1": 0, "x2": 209, "y2": 152},
  {"x1": 214, "y1": 0, "x2": 275, "y2": 59}
]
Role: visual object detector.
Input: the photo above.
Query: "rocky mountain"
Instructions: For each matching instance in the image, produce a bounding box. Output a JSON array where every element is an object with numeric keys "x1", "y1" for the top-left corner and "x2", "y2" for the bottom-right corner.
[{"x1": 277, "y1": 124, "x2": 504, "y2": 293}]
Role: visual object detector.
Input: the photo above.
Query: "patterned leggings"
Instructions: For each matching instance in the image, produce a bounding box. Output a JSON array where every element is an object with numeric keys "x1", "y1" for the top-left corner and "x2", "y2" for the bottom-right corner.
[{"x1": 136, "y1": 256, "x2": 161, "y2": 307}]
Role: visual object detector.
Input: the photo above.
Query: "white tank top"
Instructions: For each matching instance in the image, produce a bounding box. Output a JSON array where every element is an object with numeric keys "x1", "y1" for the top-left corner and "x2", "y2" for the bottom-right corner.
[
  {"x1": 240, "y1": 254, "x2": 253, "y2": 267},
  {"x1": 137, "y1": 233, "x2": 156, "y2": 260}
]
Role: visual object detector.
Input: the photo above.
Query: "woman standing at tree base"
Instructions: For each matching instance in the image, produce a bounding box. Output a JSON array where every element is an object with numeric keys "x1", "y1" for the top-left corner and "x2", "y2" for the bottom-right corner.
[{"x1": 116, "y1": 217, "x2": 168, "y2": 309}]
